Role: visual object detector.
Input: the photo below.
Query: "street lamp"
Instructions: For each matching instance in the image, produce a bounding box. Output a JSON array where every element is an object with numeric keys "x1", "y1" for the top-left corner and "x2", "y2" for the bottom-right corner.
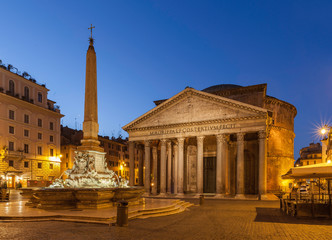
[{"x1": 320, "y1": 125, "x2": 331, "y2": 137}]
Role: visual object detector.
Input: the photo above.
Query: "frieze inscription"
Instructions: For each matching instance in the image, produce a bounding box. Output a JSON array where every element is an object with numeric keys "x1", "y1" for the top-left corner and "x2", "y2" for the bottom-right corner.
[{"x1": 149, "y1": 124, "x2": 236, "y2": 136}]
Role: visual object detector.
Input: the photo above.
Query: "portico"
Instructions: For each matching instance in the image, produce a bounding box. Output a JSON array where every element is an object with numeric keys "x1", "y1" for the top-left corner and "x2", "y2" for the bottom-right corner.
[{"x1": 124, "y1": 87, "x2": 269, "y2": 198}]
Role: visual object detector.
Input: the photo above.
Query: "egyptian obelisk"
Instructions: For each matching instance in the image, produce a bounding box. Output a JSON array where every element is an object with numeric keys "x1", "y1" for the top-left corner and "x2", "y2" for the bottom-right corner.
[{"x1": 78, "y1": 25, "x2": 106, "y2": 173}]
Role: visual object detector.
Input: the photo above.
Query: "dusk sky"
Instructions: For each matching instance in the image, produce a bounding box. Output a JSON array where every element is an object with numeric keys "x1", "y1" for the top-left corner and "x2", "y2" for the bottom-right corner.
[{"x1": 1, "y1": 1, "x2": 332, "y2": 159}]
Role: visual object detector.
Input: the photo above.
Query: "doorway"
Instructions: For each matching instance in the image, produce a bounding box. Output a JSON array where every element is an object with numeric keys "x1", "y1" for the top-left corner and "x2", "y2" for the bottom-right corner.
[{"x1": 203, "y1": 157, "x2": 216, "y2": 193}]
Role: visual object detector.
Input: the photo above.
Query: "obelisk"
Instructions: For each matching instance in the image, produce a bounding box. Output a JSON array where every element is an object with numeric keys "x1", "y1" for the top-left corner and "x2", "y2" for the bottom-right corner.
[{"x1": 78, "y1": 25, "x2": 105, "y2": 172}]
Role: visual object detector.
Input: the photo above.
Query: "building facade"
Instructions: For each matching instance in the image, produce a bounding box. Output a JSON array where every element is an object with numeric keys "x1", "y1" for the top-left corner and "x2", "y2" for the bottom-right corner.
[
  {"x1": 295, "y1": 142, "x2": 322, "y2": 166},
  {"x1": 0, "y1": 64, "x2": 63, "y2": 187},
  {"x1": 123, "y1": 84, "x2": 297, "y2": 198},
  {"x1": 322, "y1": 128, "x2": 332, "y2": 163},
  {"x1": 60, "y1": 126, "x2": 139, "y2": 183}
]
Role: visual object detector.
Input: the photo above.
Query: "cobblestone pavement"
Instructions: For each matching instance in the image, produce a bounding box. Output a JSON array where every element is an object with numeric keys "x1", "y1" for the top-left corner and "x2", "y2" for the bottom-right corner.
[{"x1": 1, "y1": 199, "x2": 332, "y2": 240}]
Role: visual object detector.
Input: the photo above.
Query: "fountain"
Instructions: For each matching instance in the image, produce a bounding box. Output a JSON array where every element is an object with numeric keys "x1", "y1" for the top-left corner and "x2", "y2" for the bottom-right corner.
[{"x1": 22, "y1": 27, "x2": 144, "y2": 210}]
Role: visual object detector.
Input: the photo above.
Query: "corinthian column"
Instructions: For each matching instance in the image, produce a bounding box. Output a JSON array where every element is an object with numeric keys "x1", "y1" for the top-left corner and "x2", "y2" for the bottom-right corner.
[
  {"x1": 138, "y1": 146, "x2": 144, "y2": 186},
  {"x1": 177, "y1": 137, "x2": 185, "y2": 195},
  {"x1": 144, "y1": 140, "x2": 151, "y2": 194},
  {"x1": 160, "y1": 139, "x2": 167, "y2": 195},
  {"x1": 258, "y1": 131, "x2": 267, "y2": 198},
  {"x1": 129, "y1": 141, "x2": 135, "y2": 186},
  {"x1": 216, "y1": 134, "x2": 227, "y2": 195},
  {"x1": 236, "y1": 132, "x2": 245, "y2": 198},
  {"x1": 196, "y1": 136, "x2": 204, "y2": 194},
  {"x1": 152, "y1": 146, "x2": 158, "y2": 195},
  {"x1": 167, "y1": 141, "x2": 172, "y2": 194},
  {"x1": 173, "y1": 143, "x2": 178, "y2": 194}
]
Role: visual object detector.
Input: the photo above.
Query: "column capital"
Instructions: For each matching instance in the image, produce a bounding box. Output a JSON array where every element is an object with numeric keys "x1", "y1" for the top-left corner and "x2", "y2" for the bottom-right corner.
[
  {"x1": 144, "y1": 140, "x2": 152, "y2": 147},
  {"x1": 177, "y1": 137, "x2": 185, "y2": 144},
  {"x1": 216, "y1": 134, "x2": 227, "y2": 143},
  {"x1": 167, "y1": 141, "x2": 172, "y2": 147},
  {"x1": 197, "y1": 136, "x2": 205, "y2": 144},
  {"x1": 258, "y1": 131, "x2": 266, "y2": 139},
  {"x1": 160, "y1": 139, "x2": 167, "y2": 145},
  {"x1": 237, "y1": 132, "x2": 245, "y2": 142}
]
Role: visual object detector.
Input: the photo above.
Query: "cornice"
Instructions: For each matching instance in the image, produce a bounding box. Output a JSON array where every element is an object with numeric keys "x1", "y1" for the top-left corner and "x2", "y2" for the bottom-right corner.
[
  {"x1": 127, "y1": 114, "x2": 267, "y2": 132},
  {"x1": 265, "y1": 96, "x2": 297, "y2": 116},
  {"x1": 0, "y1": 92, "x2": 64, "y2": 117}
]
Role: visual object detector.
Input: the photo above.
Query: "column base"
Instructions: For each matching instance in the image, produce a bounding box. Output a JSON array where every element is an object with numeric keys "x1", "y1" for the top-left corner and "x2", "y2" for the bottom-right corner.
[
  {"x1": 214, "y1": 194, "x2": 225, "y2": 198},
  {"x1": 158, "y1": 193, "x2": 167, "y2": 197},
  {"x1": 176, "y1": 193, "x2": 185, "y2": 198},
  {"x1": 142, "y1": 192, "x2": 151, "y2": 197},
  {"x1": 235, "y1": 194, "x2": 246, "y2": 199}
]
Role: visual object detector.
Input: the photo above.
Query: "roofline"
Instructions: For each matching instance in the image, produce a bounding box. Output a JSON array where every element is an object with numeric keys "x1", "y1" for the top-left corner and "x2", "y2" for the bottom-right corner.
[
  {"x1": 123, "y1": 87, "x2": 267, "y2": 131},
  {"x1": 0, "y1": 67, "x2": 49, "y2": 90}
]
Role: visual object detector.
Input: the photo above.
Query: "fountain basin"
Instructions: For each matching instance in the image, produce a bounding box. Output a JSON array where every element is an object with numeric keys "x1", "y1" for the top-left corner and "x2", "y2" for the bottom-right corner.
[{"x1": 22, "y1": 187, "x2": 144, "y2": 210}]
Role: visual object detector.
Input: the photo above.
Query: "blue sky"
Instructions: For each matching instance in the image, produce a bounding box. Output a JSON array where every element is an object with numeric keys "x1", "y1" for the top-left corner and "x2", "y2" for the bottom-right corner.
[{"x1": 1, "y1": 1, "x2": 332, "y2": 158}]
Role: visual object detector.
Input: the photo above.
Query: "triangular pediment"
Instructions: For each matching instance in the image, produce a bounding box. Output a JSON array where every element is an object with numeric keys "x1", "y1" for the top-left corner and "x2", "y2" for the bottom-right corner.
[{"x1": 123, "y1": 88, "x2": 267, "y2": 131}]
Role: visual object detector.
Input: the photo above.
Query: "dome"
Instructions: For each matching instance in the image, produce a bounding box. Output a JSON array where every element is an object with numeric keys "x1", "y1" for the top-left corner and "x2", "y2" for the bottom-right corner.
[{"x1": 202, "y1": 84, "x2": 242, "y2": 93}]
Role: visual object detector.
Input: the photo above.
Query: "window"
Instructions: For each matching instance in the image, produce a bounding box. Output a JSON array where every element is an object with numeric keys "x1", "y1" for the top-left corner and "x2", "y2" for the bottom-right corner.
[
  {"x1": 50, "y1": 148, "x2": 54, "y2": 156},
  {"x1": 8, "y1": 141, "x2": 14, "y2": 151},
  {"x1": 9, "y1": 160, "x2": 14, "y2": 167},
  {"x1": 9, "y1": 80, "x2": 15, "y2": 94},
  {"x1": 50, "y1": 122, "x2": 54, "y2": 130},
  {"x1": 24, "y1": 114, "x2": 29, "y2": 124},
  {"x1": 314, "y1": 161, "x2": 316, "y2": 164},
  {"x1": 24, "y1": 86, "x2": 29, "y2": 99},
  {"x1": 24, "y1": 144, "x2": 29, "y2": 154},
  {"x1": 37, "y1": 146, "x2": 42, "y2": 155},
  {"x1": 24, "y1": 161, "x2": 29, "y2": 168},
  {"x1": 38, "y1": 118, "x2": 42, "y2": 127},
  {"x1": 9, "y1": 110, "x2": 14, "y2": 120},
  {"x1": 66, "y1": 153, "x2": 68, "y2": 159},
  {"x1": 38, "y1": 133, "x2": 42, "y2": 140},
  {"x1": 49, "y1": 163, "x2": 53, "y2": 169},
  {"x1": 307, "y1": 161, "x2": 309, "y2": 165},
  {"x1": 38, "y1": 92, "x2": 42, "y2": 103},
  {"x1": 38, "y1": 162, "x2": 42, "y2": 169},
  {"x1": 9, "y1": 126, "x2": 14, "y2": 134},
  {"x1": 50, "y1": 135, "x2": 54, "y2": 142},
  {"x1": 66, "y1": 162, "x2": 68, "y2": 168},
  {"x1": 24, "y1": 129, "x2": 29, "y2": 137}
]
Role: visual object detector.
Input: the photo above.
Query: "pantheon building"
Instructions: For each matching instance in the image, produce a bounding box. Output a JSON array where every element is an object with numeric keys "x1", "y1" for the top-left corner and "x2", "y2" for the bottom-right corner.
[{"x1": 123, "y1": 84, "x2": 296, "y2": 199}]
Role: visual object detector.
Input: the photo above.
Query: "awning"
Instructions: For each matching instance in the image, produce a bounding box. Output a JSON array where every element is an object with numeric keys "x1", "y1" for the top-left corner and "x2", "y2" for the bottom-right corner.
[{"x1": 282, "y1": 162, "x2": 332, "y2": 179}]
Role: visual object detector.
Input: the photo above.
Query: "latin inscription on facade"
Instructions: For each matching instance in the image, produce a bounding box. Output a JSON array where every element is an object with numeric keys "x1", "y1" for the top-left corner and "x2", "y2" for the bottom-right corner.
[{"x1": 149, "y1": 124, "x2": 236, "y2": 136}]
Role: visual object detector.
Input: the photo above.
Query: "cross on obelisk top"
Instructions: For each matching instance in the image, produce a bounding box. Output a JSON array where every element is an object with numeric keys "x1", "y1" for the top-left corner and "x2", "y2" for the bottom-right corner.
[{"x1": 88, "y1": 24, "x2": 95, "y2": 38}]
